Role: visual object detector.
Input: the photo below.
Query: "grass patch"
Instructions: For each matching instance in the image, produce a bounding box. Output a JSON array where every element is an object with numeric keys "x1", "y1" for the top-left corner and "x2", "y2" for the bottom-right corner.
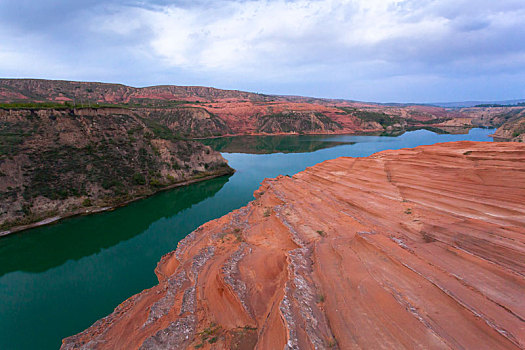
[
  {"x1": 233, "y1": 227, "x2": 244, "y2": 242},
  {"x1": 317, "y1": 294, "x2": 325, "y2": 303},
  {"x1": 195, "y1": 323, "x2": 221, "y2": 348}
]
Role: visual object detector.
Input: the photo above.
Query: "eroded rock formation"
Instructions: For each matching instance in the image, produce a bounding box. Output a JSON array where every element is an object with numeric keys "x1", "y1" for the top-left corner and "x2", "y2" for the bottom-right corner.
[
  {"x1": 4, "y1": 79, "x2": 523, "y2": 137},
  {"x1": 0, "y1": 108, "x2": 233, "y2": 233},
  {"x1": 491, "y1": 108, "x2": 525, "y2": 142},
  {"x1": 62, "y1": 141, "x2": 525, "y2": 350}
]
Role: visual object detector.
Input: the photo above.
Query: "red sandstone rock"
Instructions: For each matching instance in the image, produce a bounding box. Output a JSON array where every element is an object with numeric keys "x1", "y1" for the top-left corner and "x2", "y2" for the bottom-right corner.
[
  {"x1": 2, "y1": 79, "x2": 509, "y2": 136},
  {"x1": 61, "y1": 141, "x2": 525, "y2": 350}
]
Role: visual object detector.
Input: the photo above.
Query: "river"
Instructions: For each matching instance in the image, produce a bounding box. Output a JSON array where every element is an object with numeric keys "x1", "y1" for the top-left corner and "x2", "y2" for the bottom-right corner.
[{"x1": 0, "y1": 128, "x2": 495, "y2": 349}]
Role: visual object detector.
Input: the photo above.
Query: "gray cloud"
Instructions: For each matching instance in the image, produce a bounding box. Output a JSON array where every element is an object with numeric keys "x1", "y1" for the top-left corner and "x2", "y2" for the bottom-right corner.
[{"x1": 0, "y1": 0, "x2": 524, "y2": 102}]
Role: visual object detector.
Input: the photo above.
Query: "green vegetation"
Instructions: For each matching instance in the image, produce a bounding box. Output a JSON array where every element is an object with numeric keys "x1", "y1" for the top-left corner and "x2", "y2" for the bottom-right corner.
[
  {"x1": 0, "y1": 120, "x2": 36, "y2": 156},
  {"x1": 0, "y1": 102, "x2": 72, "y2": 110},
  {"x1": 510, "y1": 123, "x2": 525, "y2": 138},
  {"x1": 21, "y1": 133, "x2": 169, "y2": 201},
  {"x1": 340, "y1": 108, "x2": 451, "y2": 129},
  {"x1": 233, "y1": 227, "x2": 244, "y2": 242},
  {"x1": 149, "y1": 178, "x2": 165, "y2": 188},
  {"x1": 317, "y1": 294, "x2": 325, "y2": 303},
  {"x1": 263, "y1": 207, "x2": 271, "y2": 217},
  {"x1": 201, "y1": 134, "x2": 355, "y2": 154},
  {"x1": 257, "y1": 112, "x2": 342, "y2": 133},
  {"x1": 132, "y1": 172, "x2": 146, "y2": 185},
  {"x1": 195, "y1": 323, "x2": 221, "y2": 348},
  {"x1": 338, "y1": 107, "x2": 403, "y2": 127},
  {"x1": 0, "y1": 210, "x2": 58, "y2": 231},
  {"x1": 0, "y1": 132, "x2": 25, "y2": 156},
  {"x1": 0, "y1": 99, "x2": 197, "y2": 111},
  {"x1": 405, "y1": 126, "x2": 449, "y2": 134},
  {"x1": 0, "y1": 102, "x2": 130, "y2": 110},
  {"x1": 326, "y1": 337, "x2": 338, "y2": 348},
  {"x1": 317, "y1": 230, "x2": 326, "y2": 237},
  {"x1": 0, "y1": 103, "x2": 234, "y2": 230},
  {"x1": 139, "y1": 116, "x2": 183, "y2": 141},
  {"x1": 474, "y1": 102, "x2": 525, "y2": 107},
  {"x1": 405, "y1": 117, "x2": 450, "y2": 125}
]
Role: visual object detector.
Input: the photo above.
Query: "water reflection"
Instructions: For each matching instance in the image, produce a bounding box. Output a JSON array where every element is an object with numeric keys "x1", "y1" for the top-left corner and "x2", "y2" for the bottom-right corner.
[
  {"x1": 200, "y1": 134, "x2": 355, "y2": 154},
  {"x1": 0, "y1": 176, "x2": 230, "y2": 277},
  {"x1": 0, "y1": 128, "x2": 495, "y2": 350}
]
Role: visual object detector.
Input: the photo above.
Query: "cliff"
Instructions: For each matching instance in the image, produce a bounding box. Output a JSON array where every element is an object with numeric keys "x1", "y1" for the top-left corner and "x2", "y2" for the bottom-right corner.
[
  {"x1": 491, "y1": 108, "x2": 525, "y2": 142},
  {"x1": 0, "y1": 108, "x2": 233, "y2": 234},
  {"x1": 3, "y1": 79, "x2": 522, "y2": 137},
  {"x1": 62, "y1": 141, "x2": 525, "y2": 350}
]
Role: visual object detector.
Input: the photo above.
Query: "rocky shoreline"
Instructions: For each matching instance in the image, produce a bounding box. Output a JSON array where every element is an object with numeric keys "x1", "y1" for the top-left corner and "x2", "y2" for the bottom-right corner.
[
  {"x1": 61, "y1": 141, "x2": 525, "y2": 349},
  {"x1": 0, "y1": 168, "x2": 234, "y2": 237}
]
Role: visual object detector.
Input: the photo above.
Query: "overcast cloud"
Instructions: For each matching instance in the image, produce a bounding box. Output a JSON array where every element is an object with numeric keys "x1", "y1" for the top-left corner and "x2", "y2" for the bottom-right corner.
[{"x1": 0, "y1": 0, "x2": 524, "y2": 102}]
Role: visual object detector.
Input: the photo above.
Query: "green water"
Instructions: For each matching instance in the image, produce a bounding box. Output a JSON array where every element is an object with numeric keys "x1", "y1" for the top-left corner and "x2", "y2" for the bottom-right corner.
[
  {"x1": 200, "y1": 134, "x2": 355, "y2": 154},
  {"x1": 0, "y1": 128, "x2": 495, "y2": 349}
]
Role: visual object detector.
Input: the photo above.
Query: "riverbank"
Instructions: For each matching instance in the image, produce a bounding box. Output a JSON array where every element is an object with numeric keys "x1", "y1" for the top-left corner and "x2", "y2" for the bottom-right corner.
[
  {"x1": 62, "y1": 140, "x2": 525, "y2": 349},
  {"x1": 0, "y1": 128, "x2": 498, "y2": 350},
  {"x1": 0, "y1": 168, "x2": 234, "y2": 237}
]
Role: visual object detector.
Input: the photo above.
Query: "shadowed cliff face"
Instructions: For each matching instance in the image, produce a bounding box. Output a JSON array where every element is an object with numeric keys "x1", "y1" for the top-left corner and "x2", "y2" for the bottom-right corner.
[
  {"x1": 62, "y1": 141, "x2": 525, "y2": 350},
  {"x1": 0, "y1": 108, "x2": 233, "y2": 232}
]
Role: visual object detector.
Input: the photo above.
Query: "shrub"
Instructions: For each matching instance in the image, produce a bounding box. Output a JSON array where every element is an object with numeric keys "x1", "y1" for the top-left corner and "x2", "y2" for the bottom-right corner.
[
  {"x1": 317, "y1": 294, "x2": 325, "y2": 303},
  {"x1": 149, "y1": 178, "x2": 165, "y2": 187},
  {"x1": 132, "y1": 172, "x2": 146, "y2": 185}
]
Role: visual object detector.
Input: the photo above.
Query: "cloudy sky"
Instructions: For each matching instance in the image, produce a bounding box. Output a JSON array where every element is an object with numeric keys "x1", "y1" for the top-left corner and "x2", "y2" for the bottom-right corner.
[{"x1": 1, "y1": 0, "x2": 524, "y2": 102}]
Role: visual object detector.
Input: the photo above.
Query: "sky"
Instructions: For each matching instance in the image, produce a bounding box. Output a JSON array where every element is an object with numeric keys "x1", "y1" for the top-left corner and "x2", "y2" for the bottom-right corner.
[{"x1": 0, "y1": 0, "x2": 524, "y2": 103}]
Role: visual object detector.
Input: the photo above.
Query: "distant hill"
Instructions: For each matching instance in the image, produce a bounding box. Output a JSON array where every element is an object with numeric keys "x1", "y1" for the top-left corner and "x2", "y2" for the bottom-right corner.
[{"x1": 428, "y1": 99, "x2": 525, "y2": 108}]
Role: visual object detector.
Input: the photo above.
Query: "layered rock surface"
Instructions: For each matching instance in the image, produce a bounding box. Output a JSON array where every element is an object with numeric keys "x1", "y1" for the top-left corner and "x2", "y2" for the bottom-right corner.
[
  {"x1": 4, "y1": 79, "x2": 522, "y2": 137},
  {"x1": 62, "y1": 141, "x2": 525, "y2": 350}
]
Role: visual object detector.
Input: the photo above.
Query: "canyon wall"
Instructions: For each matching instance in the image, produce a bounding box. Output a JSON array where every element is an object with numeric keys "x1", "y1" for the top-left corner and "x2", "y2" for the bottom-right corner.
[
  {"x1": 0, "y1": 108, "x2": 233, "y2": 234},
  {"x1": 62, "y1": 141, "x2": 525, "y2": 350},
  {"x1": 3, "y1": 79, "x2": 523, "y2": 137},
  {"x1": 491, "y1": 108, "x2": 525, "y2": 142}
]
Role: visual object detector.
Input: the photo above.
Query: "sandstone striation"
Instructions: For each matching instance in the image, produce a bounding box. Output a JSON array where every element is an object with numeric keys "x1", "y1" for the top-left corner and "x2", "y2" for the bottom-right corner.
[{"x1": 62, "y1": 141, "x2": 525, "y2": 350}]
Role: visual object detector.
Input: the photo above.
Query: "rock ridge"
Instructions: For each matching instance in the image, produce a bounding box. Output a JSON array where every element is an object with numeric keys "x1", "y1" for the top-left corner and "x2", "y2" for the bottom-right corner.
[
  {"x1": 4, "y1": 78, "x2": 524, "y2": 137},
  {"x1": 62, "y1": 141, "x2": 525, "y2": 349}
]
